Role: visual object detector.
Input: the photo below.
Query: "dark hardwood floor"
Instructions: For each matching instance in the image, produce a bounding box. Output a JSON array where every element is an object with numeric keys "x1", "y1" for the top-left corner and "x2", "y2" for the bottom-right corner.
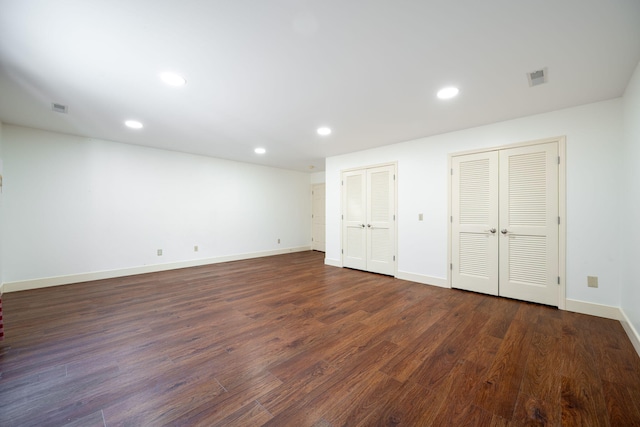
[{"x1": 1, "y1": 251, "x2": 639, "y2": 426}]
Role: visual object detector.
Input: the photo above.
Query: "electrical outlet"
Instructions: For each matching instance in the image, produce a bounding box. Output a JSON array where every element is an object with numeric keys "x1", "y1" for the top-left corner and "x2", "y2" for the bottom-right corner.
[
  {"x1": 278, "y1": 238, "x2": 281, "y2": 244},
  {"x1": 157, "y1": 249, "x2": 163, "y2": 256},
  {"x1": 194, "y1": 245, "x2": 198, "y2": 252},
  {"x1": 587, "y1": 276, "x2": 598, "y2": 288}
]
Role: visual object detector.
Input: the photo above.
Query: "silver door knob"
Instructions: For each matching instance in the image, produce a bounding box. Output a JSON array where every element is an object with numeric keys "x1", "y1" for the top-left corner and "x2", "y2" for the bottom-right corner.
[
  {"x1": 501, "y1": 229, "x2": 508, "y2": 234},
  {"x1": 367, "y1": 224, "x2": 371, "y2": 228},
  {"x1": 361, "y1": 224, "x2": 365, "y2": 228},
  {"x1": 486, "y1": 228, "x2": 496, "y2": 234}
]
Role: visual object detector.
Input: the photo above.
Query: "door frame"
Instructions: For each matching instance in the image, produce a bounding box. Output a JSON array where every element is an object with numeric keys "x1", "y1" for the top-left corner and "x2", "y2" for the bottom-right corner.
[
  {"x1": 340, "y1": 161, "x2": 398, "y2": 277},
  {"x1": 447, "y1": 136, "x2": 566, "y2": 309}
]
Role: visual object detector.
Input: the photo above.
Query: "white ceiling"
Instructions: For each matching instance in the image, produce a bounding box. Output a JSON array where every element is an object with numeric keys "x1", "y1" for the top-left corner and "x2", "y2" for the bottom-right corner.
[{"x1": 1, "y1": 0, "x2": 639, "y2": 172}]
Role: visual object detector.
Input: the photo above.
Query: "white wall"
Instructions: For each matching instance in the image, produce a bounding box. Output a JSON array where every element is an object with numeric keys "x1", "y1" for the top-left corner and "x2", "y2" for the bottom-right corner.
[
  {"x1": 326, "y1": 99, "x2": 623, "y2": 307},
  {"x1": 310, "y1": 171, "x2": 326, "y2": 184},
  {"x1": 621, "y1": 62, "x2": 640, "y2": 339},
  {"x1": 2, "y1": 125, "x2": 312, "y2": 284}
]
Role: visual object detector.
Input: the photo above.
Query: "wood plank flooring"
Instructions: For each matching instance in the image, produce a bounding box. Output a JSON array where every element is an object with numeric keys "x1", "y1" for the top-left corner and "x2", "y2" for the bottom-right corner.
[{"x1": 1, "y1": 251, "x2": 639, "y2": 426}]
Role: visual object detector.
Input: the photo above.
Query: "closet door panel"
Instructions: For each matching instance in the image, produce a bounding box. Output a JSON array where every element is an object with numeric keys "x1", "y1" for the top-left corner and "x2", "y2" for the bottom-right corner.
[
  {"x1": 366, "y1": 165, "x2": 395, "y2": 275},
  {"x1": 451, "y1": 151, "x2": 499, "y2": 295},
  {"x1": 342, "y1": 170, "x2": 367, "y2": 270},
  {"x1": 498, "y1": 143, "x2": 559, "y2": 306}
]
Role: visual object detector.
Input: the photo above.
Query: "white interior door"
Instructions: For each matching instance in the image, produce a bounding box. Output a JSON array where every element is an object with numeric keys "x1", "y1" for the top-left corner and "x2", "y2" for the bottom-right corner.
[
  {"x1": 451, "y1": 141, "x2": 560, "y2": 306},
  {"x1": 366, "y1": 165, "x2": 395, "y2": 275},
  {"x1": 342, "y1": 170, "x2": 367, "y2": 270},
  {"x1": 451, "y1": 151, "x2": 499, "y2": 295},
  {"x1": 311, "y1": 184, "x2": 326, "y2": 252},
  {"x1": 342, "y1": 164, "x2": 396, "y2": 275},
  {"x1": 498, "y1": 143, "x2": 559, "y2": 306}
]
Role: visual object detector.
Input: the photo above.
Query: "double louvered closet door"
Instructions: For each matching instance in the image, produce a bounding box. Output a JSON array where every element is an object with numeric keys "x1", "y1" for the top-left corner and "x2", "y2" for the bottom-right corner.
[
  {"x1": 451, "y1": 142, "x2": 559, "y2": 306},
  {"x1": 342, "y1": 164, "x2": 396, "y2": 276}
]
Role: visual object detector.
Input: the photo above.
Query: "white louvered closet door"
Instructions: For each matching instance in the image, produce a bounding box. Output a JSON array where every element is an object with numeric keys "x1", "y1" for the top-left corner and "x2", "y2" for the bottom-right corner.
[
  {"x1": 342, "y1": 170, "x2": 367, "y2": 271},
  {"x1": 498, "y1": 143, "x2": 558, "y2": 306},
  {"x1": 451, "y1": 142, "x2": 559, "y2": 306},
  {"x1": 366, "y1": 165, "x2": 395, "y2": 275},
  {"x1": 451, "y1": 151, "x2": 499, "y2": 295},
  {"x1": 342, "y1": 164, "x2": 396, "y2": 275}
]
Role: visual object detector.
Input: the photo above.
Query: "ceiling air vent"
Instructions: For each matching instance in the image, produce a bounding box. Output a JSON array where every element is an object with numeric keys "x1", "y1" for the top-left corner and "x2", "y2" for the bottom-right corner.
[
  {"x1": 51, "y1": 102, "x2": 68, "y2": 113},
  {"x1": 527, "y1": 68, "x2": 548, "y2": 87}
]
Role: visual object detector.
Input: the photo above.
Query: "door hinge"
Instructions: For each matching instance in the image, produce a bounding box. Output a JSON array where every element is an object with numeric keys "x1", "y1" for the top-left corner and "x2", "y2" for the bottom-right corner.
[
  {"x1": 451, "y1": 168, "x2": 453, "y2": 175},
  {"x1": 393, "y1": 174, "x2": 396, "y2": 181},
  {"x1": 450, "y1": 216, "x2": 453, "y2": 223},
  {"x1": 311, "y1": 237, "x2": 314, "y2": 241},
  {"x1": 450, "y1": 263, "x2": 453, "y2": 270},
  {"x1": 341, "y1": 249, "x2": 343, "y2": 254},
  {"x1": 558, "y1": 276, "x2": 561, "y2": 285},
  {"x1": 558, "y1": 156, "x2": 561, "y2": 165},
  {"x1": 393, "y1": 255, "x2": 396, "y2": 261},
  {"x1": 341, "y1": 180, "x2": 344, "y2": 186},
  {"x1": 393, "y1": 214, "x2": 396, "y2": 220},
  {"x1": 341, "y1": 214, "x2": 344, "y2": 220},
  {"x1": 558, "y1": 216, "x2": 561, "y2": 225}
]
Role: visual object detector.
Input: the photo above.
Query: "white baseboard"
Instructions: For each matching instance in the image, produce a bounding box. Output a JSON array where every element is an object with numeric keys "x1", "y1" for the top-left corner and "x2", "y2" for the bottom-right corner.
[
  {"x1": 321, "y1": 264, "x2": 450, "y2": 289},
  {"x1": 620, "y1": 308, "x2": 640, "y2": 358},
  {"x1": 4, "y1": 246, "x2": 311, "y2": 293},
  {"x1": 324, "y1": 258, "x2": 342, "y2": 268},
  {"x1": 564, "y1": 298, "x2": 621, "y2": 320},
  {"x1": 321, "y1": 263, "x2": 450, "y2": 290},
  {"x1": 396, "y1": 271, "x2": 449, "y2": 288}
]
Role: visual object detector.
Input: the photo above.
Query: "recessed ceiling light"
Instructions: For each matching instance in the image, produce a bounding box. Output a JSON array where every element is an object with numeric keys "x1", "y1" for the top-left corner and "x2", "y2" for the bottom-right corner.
[
  {"x1": 125, "y1": 120, "x2": 144, "y2": 129},
  {"x1": 254, "y1": 147, "x2": 266, "y2": 154},
  {"x1": 437, "y1": 87, "x2": 459, "y2": 99},
  {"x1": 159, "y1": 72, "x2": 187, "y2": 87},
  {"x1": 317, "y1": 127, "x2": 332, "y2": 136}
]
